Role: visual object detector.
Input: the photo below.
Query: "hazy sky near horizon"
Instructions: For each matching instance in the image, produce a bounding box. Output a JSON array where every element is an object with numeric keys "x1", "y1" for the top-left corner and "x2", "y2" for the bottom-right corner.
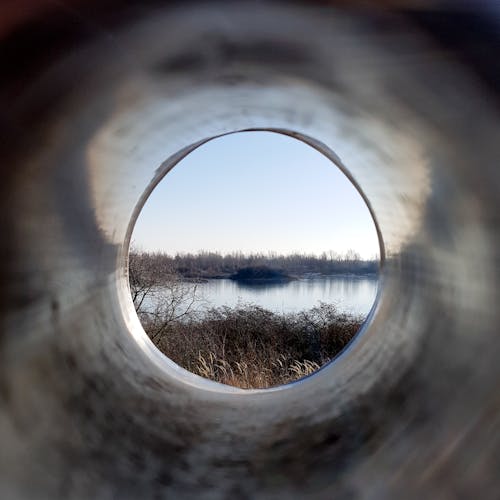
[{"x1": 132, "y1": 131, "x2": 380, "y2": 259}]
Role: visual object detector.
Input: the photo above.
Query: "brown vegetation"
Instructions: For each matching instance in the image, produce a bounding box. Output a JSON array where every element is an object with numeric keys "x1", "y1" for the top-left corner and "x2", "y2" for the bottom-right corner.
[{"x1": 140, "y1": 302, "x2": 363, "y2": 389}]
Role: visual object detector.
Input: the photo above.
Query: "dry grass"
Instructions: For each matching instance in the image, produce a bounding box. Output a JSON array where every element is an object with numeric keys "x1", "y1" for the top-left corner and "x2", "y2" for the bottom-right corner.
[
  {"x1": 194, "y1": 353, "x2": 321, "y2": 389},
  {"x1": 140, "y1": 302, "x2": 363, "y2": 389}
]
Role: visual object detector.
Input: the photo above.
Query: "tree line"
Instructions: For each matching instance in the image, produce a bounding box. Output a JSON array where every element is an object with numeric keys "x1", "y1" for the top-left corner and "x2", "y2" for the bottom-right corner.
[{"x1": 129, "y1": 248, "x2": 378, "y2": 280}]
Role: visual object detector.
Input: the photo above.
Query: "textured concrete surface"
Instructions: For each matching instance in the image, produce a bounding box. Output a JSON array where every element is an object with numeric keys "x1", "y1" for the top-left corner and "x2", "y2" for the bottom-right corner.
[{"x1": 1, "y1": 2, "x2": 499, "y2": 498}]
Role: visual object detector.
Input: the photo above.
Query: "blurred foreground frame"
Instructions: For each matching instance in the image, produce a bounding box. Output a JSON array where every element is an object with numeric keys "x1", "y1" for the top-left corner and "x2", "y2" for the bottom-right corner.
[{"x1": 1, "y1": 1, "x2": 499, "y2": 499}]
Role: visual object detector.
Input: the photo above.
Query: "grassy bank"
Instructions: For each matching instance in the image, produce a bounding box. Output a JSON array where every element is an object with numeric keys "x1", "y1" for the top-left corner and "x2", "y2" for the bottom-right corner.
[{"x1": 140, "y1": 303, "x2": 363, "y2": 389}]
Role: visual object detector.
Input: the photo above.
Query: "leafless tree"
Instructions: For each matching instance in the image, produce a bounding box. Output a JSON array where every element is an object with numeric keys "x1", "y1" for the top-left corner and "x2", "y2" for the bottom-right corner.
[{"x1": 129, "y1": 247, "x2": 204, "y2": 343}]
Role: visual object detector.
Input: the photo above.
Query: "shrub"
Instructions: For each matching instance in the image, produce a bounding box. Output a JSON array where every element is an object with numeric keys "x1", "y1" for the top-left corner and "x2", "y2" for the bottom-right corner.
[{"x1": 144, "y1": 302, "x2": 362, "y2": 389}]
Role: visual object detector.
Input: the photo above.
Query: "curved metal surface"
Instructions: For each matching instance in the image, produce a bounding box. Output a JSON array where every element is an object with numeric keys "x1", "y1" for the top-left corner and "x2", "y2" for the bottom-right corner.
[{"x1": 1, "y1": 1, "x2": 499, "y2": 498}]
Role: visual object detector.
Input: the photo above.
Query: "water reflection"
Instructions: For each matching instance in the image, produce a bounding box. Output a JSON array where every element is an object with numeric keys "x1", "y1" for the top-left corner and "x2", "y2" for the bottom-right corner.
[{"x1": 198, "y1": 276, "x2": 378, "y2": 316}]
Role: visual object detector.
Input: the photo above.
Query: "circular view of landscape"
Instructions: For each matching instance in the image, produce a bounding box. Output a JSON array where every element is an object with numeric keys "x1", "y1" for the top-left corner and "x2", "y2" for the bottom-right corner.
[{"x1": 129, "y1": 131, "x2": 379, "y2": 388}]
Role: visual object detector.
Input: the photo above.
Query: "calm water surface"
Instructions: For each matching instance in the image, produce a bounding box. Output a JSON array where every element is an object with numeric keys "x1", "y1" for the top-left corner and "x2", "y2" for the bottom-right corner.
[{"x1": 195, "y1": 276, "x2": 378, "y2": 316}]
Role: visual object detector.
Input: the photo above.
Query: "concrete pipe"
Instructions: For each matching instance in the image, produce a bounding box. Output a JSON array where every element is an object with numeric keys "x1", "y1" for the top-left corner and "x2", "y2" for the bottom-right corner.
[{"x1": 1, "y1": 1, "x2": 499, "y2": 498}]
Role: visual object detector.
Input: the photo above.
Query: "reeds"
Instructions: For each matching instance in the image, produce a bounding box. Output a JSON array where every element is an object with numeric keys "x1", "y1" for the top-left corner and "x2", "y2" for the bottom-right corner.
[{"x1": 141, "y1": 302, "x2": 363, "y2": 389}]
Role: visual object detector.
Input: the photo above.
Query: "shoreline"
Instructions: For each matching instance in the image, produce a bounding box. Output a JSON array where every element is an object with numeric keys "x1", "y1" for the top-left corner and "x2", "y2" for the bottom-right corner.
[{"x1": 181, "y1": 271, "x2": 378, "y2": 283}]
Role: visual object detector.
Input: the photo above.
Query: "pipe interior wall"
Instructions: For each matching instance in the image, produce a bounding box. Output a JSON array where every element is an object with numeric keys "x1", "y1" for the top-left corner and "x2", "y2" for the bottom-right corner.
[{"x1": 1, "y1": 2, "x2": 499, "y2": 498}]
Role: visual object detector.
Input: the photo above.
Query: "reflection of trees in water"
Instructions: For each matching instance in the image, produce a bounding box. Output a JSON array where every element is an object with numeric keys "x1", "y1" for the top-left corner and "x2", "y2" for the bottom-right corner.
[
  {"x1": 208, "y1": 276, "x2": 378, "y2": 316},
  {"x1": 136, "y1": 275, "x2": 378, "y2": 317},
  {"x1": 234, "y1": 280, "x2": 290, "y2": 292},
  {"x1": 260, "y1": 276, "x2": 377, "y2": 297}
]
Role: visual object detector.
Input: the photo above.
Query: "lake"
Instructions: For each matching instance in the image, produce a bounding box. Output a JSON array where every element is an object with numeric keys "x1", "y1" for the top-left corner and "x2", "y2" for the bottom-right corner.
[{"x1": 193, "y1": 275, "x2": 378, "y2": 317}]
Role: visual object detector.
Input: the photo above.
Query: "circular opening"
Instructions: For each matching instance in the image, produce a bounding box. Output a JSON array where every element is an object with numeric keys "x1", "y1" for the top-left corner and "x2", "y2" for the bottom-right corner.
[{"x1": 129, "y1": 131, "x2": 380, "y2": 388}]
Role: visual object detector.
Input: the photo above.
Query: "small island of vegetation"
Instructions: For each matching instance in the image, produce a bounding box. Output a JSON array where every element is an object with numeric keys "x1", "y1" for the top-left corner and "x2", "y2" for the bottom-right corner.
[{"x1": 230, "y1": 265, "x2": 295, "y2": 283}]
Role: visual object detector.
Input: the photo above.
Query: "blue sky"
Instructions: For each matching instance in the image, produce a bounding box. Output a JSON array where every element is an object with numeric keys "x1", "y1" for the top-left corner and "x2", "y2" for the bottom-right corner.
[{"x1": 132, "y1": 131, "x2": 379, "y2": 259}]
